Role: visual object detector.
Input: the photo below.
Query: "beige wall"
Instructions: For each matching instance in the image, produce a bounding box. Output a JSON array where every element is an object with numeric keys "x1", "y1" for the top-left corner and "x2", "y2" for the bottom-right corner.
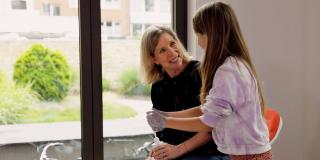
[{"x1": 189, "y1": 0, "x2": 320, "y2": 159}]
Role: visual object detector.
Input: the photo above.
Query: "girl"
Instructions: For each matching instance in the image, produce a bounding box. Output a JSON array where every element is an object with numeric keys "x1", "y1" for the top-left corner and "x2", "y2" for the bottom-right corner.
[{"x1": 146, "y1": 2, "x2": 272, "y2": 160}]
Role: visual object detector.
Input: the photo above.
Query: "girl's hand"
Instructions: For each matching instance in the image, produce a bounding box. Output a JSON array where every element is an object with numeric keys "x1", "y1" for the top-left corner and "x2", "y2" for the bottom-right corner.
[
  {"x1": 150, "y1": 143, "x2": 184, "y2": 160},
  {"x1": 146, "y1": 109, "x2": 166, "y2": 132}
]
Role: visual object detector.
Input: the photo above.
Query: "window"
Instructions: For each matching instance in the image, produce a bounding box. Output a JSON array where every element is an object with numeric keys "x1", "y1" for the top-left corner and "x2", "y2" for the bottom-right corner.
[
  {"x1": 132, "y1": 23, "x2": 143, "y2": 36},
  {"x1": 101, "y1": 0, "x2": 121, "y2": 9},
  {"x1": 11, "y1": 0, "x2": 27, "y2": 10},
  {"x1": 42, "y1": 3, "x2": 60, "y2": 16},
  {"x1": 102, "y1": 21, "x2": 121, "y2": 37},
  {"x1": 1, "y1": 0, "x2": 80, "y2": 159},
  {"x1": 0, "y1": 0, "x2": 187, "y2": 159},
  {"x1": 101, "y1": 0, "x2": 173, "y2": 159},
  {"x1": 106, "y1": 21, "x2": 112, "y2": 27},
  {"x1": 145, "y1": 0, "x2": 155, "y2": 12},
  {"x1": 42, "y1": 3, "x2": 50, "y2": 15},
  {"x1": 53, "y1": 5, "x2": 60, "y2": 16}
]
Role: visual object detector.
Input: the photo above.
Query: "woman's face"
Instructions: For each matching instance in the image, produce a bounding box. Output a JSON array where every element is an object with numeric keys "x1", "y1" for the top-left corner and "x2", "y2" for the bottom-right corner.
[
  {"x1": 196, "y1": 33, "x2": 208, "y2": 50},
  {"x1": 152, "y1": 32, "x2": 183, "y2": 72}
]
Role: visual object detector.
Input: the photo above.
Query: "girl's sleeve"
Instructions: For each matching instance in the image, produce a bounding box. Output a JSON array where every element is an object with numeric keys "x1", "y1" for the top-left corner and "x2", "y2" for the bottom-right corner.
[{"x1": 200, "y1": 67, "x2": 246, "y2": 128}]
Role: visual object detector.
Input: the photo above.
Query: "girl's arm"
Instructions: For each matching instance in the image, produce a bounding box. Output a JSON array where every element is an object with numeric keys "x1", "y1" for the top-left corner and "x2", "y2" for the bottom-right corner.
[
  {"x1": 180, "y1": 132, "x2": 212, "y2": 153},
  {"x1": 167, "y1": 106, "x2": 202, "y2": 118},
  {"x1": 166, "y1": 116, "x2": 213, "y2": 132}
]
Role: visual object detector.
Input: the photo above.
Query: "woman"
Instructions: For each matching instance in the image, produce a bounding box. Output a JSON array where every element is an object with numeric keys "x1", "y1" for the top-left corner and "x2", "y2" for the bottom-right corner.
[{"x1": 140, "y1": 25, "x2": 228, "y2": 160}]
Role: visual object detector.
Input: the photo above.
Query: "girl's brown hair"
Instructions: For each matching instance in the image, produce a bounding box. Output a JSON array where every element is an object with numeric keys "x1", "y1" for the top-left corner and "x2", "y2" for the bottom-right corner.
[{"x1": 193, "y1": 2, "x2": 265, "y2": 114}]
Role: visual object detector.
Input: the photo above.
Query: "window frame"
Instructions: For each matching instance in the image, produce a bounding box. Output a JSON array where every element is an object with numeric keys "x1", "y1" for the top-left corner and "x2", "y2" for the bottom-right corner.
[
  {"x1": 78, "y1": 0, "x2": 187, "y2": 159},
  {"x1": 79, "y1": 0, "x2": 103, "y2": 159}
]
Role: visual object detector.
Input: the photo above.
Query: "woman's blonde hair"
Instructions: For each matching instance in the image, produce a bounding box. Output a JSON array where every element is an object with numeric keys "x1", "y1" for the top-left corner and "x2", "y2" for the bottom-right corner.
[
  {"x1": 140, "y1": 25, "x2": 191, "y2": 84},
  {"x1": 193, "y1": 2, "x2": 265, "y2": 114}
]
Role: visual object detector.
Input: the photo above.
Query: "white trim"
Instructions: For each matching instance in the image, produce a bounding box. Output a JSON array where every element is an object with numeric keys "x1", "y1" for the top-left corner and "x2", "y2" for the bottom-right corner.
[{"x1": 270, "y1": 116, "x2": 283, "y2": 145}]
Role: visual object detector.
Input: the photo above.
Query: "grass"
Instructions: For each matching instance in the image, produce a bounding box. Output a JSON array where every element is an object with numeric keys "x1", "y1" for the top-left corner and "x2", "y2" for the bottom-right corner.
[{"x1": 20, "y1": 100, "x2": 137, "y2": 124}]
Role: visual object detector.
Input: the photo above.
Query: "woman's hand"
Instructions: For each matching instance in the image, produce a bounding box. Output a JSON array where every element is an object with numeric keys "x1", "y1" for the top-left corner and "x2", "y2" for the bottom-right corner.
[{"x1": 150, "y1": 143, "x2": 185, "y2": 160}]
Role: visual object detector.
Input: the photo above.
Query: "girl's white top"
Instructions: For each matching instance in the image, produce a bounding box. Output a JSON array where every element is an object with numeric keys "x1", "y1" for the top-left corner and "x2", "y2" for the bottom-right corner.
[{"x1": 200, "y1": 57, "x2": 271, "y2": 155}]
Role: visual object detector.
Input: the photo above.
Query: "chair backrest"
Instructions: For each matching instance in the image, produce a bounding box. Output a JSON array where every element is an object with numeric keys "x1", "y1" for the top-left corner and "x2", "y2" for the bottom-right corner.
[{"x1": 265, "y1": 108, "x2": 283, "y2": 145}]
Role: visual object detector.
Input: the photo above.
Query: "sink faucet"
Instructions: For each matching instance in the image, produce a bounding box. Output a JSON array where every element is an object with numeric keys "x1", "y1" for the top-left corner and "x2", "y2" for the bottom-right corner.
[{"x1": 39, "y1": 142, "x2": 64, "y2": 160}]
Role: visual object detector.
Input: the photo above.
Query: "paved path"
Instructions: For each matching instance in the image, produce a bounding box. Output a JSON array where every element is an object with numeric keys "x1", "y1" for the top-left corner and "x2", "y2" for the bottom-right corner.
[
  {"x1": 0, "y1": 95, "x2": 154, "y2": 144},
  {"x1": 115, "y1": 97, "x2": 152, "y2": 116}
]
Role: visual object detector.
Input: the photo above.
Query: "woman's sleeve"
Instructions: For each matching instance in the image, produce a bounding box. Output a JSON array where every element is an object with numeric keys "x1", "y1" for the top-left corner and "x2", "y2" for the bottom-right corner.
[
  {"x1": 151, "y1": 83, "x2": 160, "y2": 107},
  {"x1": 200, "y1": 67, "x2": 246, "y2": 128}
]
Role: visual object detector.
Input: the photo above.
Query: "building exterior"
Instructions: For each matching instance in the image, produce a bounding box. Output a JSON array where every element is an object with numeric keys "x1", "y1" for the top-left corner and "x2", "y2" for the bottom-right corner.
[
  {"x1": 0, "y1": 0, "x2": 171, "y2": 39},
  {"x1": 0, "y1": 0, "x2": 130, "y2": 38},
  {"x1": 32, "y1": 0, "x2": 130, "y2": 38},
  {"x1": 129, "y1": 0, "x2": 171, "y2": 37}
]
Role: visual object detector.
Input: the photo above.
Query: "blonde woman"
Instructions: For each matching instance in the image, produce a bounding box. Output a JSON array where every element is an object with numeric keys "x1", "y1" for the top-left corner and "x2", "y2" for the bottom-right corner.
[{"x1": 141, "y1": 25, "x2": 228, "y2": 160}]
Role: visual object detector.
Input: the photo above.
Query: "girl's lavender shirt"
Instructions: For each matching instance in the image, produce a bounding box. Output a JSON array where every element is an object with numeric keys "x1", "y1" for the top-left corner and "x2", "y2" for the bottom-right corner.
[{"x1": 200, "y1": 57, "x2": 271, "y2": 155}]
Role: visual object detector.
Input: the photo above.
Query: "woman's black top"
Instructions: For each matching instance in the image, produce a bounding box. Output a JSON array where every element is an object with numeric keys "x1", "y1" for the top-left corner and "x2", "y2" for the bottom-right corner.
[{"x1": 151, "y1": 60, "x2": 226, "y2": 159}]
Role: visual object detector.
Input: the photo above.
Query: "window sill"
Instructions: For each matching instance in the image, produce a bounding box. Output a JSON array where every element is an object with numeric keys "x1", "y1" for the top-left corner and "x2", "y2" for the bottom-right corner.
[{"x1": 0, "y1": 116, "x2": 153, "y2": 145}]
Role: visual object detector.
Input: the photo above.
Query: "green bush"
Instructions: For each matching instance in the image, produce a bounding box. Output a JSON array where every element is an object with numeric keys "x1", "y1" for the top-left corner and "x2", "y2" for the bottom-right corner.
[
  {"x1": 19, "y1": 99, "x2": 137, "y2": 123},
  {"x1": 118, "y1": 68, "x2": 151, "y2": 96},
  {"x1": 13, "y1": 44, "x2": 73, "y2": 101},
  {"x1": 0, "y1": 70, "x2": 4, "y2": 83},
  {"x1": 102, "y1": 78, "x2": 110, "y2": 92},
  {"x1": 69, "y1": 69, "x2": 80, "y2": 95},
  {"x1": 0, "y1": 72, "x2": 38, "y2": 125}
]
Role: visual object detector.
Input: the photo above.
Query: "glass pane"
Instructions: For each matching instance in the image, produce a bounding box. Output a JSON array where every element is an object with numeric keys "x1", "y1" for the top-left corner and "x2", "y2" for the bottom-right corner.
[
  {"x1": 0, "y1": 0, "x2": 81, "y2": 160},
  {"x1": 101, "y1": 0, "x2": 172, "y2": 159}
]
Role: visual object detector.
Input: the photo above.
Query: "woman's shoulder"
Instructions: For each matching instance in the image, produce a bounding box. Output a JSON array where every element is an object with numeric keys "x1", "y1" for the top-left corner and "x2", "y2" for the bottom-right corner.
[
  {"x1": 189, "y1": 60, "x2": 200, "y2": 68},
  {"x1": 152, "y1": 78, "x2": 164, "y2": 88},
  {"x1": 183, "y1": 60, "x2": 200, "y2": 75}
]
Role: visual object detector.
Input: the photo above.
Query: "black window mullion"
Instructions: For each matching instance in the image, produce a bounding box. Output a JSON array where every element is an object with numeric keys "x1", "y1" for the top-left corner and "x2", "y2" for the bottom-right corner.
[
  {"x1": 172, "y1": 0, "x2": 188, "y2": 49},
  {"x1": 79, "y1": 0, "x2": 103, "y2": 159}
]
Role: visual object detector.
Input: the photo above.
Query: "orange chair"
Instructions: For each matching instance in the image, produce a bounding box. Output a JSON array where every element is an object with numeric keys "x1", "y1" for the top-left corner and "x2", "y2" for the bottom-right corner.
[{"x1": 265, "y1": 108, "x2": 283, "y2": 145}]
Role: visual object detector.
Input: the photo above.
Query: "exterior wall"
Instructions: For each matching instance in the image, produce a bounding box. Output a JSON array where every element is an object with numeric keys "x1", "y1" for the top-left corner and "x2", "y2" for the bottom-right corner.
[
  {"x1": 33, "y1": 0, "x2": 77, "y2": 16},
  {"x1": 0, "y1": 0, "x2": 36, "y2": 17},
  {"x1": 5, "y1": 0, "x2": 130, "y2": 37},
  {"x1": 129, "y1": 0, "x2": 171, "y2": 36},
  {"x1": 130, "y1": 0, "x2": 171, "y2": 24},
  {"x1": 100, "y1": 0, "x2": 130, "y2": 37},
  {"x1": 1, "y1": 0, "x2": 170, "y2": 38}
]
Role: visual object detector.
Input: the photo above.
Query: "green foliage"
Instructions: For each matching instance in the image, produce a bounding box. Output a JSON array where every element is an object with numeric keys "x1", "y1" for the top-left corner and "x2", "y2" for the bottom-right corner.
[
  {"x1": 0, "y1": 70, "x2": 4, "y2": 83},
  {"x1": 13, "y1": 44, "x2": 73, "y2": 101},
  {"x1": 20, "y1": 100, "x2": 137, "y2": 123},
  {"x1": 102, "y1": 78, "x2": 110, "y2": 92},
  {"x1": 20, "y1": 107, "x2": 80, "y2": 123},
  {"x1": 69, "y1": 69, "x2": 80, "y2": 95},
  {"x1": 0, "y1": 72, "x2": 38, "y2": 125},
  {"x1": 103, "y1": 100, "x2": 137, "y2": 119},
  {"x1": 118, "y1": 68, "x2": 151, "y2": 96}
]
